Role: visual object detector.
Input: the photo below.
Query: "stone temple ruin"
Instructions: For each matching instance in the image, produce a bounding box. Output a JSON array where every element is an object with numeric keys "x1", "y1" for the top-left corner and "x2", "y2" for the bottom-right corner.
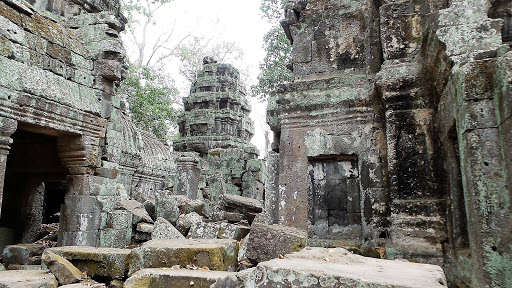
[{"x1": 0, "y1": 0, "x2": 510, "y2": 287}]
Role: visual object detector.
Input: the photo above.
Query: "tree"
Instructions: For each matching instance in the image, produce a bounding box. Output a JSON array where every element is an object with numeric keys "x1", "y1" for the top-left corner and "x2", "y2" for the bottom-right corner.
[
  {"x1": 251, "y1": 0, "x2": 292, "y2": 101},
  {"x1": 175, "y1": 37, "x2": 245, "y2": 82},
  {"x1": 119, "y1": 64, "x2": 181, "y2": 141},
  {"x1": 119, "y1": 0, "x2": 186, "y2": 142}
]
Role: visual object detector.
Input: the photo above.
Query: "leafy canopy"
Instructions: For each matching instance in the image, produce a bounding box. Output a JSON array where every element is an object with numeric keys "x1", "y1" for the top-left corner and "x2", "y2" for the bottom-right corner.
[{"x1": 251, "y1": 0, "x2": 292, "y2": 101}]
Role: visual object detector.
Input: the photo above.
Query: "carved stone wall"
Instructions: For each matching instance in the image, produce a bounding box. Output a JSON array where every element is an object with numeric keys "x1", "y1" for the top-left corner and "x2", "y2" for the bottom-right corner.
[
  {"x1": 269, "y1": 0, "x2": 512, "y2": 286},
  {"x1": 0, "y1": 0, "x2": 174, "y2": 249}
]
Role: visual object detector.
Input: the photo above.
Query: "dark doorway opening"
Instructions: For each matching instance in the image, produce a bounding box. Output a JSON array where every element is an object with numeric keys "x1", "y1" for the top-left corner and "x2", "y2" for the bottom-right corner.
[
  {"x1": 307, "y1": 155, "x2": 361, "y2": 241},
  {"x1": 1, "y1": 129, "x2": 68, "y2": 243}
]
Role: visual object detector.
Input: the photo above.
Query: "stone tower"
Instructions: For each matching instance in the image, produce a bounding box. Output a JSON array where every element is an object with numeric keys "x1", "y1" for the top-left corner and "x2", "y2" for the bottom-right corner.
[
  {"x1": 175, "y1": 57, "x2": 255, "y2": 154},
  {"x1": 173, "y1": 58, "x2": 263, "y2": 202}
]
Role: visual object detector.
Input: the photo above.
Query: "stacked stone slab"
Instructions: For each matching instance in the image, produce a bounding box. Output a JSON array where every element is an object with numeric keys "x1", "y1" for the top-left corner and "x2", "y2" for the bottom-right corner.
[
  {"x1": 174, "y1": 58, "x2": 264, "y2": 202},
  {"x1": 0, "y1": 0, "x2": 174, "y2": 250},
  {"x1": 268, "y1": 0, "x2": 512, "y2": 287}
]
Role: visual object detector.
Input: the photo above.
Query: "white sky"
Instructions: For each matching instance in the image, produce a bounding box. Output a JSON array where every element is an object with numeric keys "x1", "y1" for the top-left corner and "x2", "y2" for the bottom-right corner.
[{"x1": 123, "y1": 0, "x2": 273, "y2": 156}]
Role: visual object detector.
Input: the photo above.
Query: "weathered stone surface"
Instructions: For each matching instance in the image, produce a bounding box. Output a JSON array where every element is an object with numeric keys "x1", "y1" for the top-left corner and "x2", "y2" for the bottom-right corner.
[
  {"x1": 6, "y1": 264, "x2": 46, "y2": 270},
  {"x1": 136, "y1": 222, "x2": 154, "y2": 233},
  {"x1": 245, "y1": 223, "x2": 306, "y2": 263},
  {"x1": 129, "y1": 239, "x2": 239, "y2": 275},
  {"x1": 155, "y1": 194, "x2": 181, "y2": 224},
  {"x1": 47, "y1": 246, "x2": 131, "y2": 279},
  {"x1": 125, "y1": 268, "x2": 238, "y2": 288},
  {"x1": 58, "y1": 280, "x2": 107, "y2": 288},
  {"x1": 2, "y1": 244, "x2": 46, "y2": 265},
  {"x1": 176, "y1": 212, "x2": 203, "y2": 235},
  {"x1": 151, "y1": 217, "x2": 185, "y2": 240},
  {"x1": 238, "y1": 247, "x2": 447, "y2": 288},
  {"x1": 41, "y1": 251, "x2": 84, "y2": 285},
  {"x1": 117, "y1": 199, "x2": 153, "y2": 224},
  {"x1": 0, "y1": 270, "x2": 57, "y2": 288},
  {"x1": 188, "y1": 222, "x2": 249, "y2": 241},
  {"x1": 220, "y1": 194, "x2": 263, "y2": 214}
]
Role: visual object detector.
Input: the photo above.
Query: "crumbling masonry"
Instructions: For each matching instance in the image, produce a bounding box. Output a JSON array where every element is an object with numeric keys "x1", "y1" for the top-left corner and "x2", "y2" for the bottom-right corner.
[{"x1": 0, "y1": 0, "x2": 510, "y2": 287}]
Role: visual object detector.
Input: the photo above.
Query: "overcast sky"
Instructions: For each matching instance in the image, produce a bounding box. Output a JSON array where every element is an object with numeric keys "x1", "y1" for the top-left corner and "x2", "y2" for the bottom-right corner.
[{"x1": 123, "y1": 0, "x2": 274, "y2": 155}]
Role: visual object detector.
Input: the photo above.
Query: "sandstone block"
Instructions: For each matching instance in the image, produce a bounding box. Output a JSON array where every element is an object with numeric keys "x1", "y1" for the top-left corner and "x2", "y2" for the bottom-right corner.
[
  {"x1": 245, "y1": 223, "x2": 306, "y2": 263},
  {"x1": 136, "y1": 222, "x2": 154, "y2": 233},
  {"x1": 237, "y1": 247, "x2": 447, "y2": 288},
  {"x1": 41, "y1": 251, "x2": 84, "y2": 285},
  {"x1": 2, "y1": 244, "x2": 46, "y2": 265},
  {"x1": 125, "y1": 268, "x2": 239, "y2": 288},
  {"x1": 151, "y1": 217, "x2": 185, "y2": 240},
  {"x1": 47, "y1": 246, "x2": 131, "y2": 279},
  {"x1": 176, "y1": 212, "x2": 203, "y2": 235},
  {"x1": 0, "y1": 270, "x2": 57, "y2": 288},
  {"x1": 129, "y1": 239, "x2": 239, "y2": 275},
  {"x1": 117, "y1": 199, "x2": 153, "y2": 224},
  {"x1": 188, "y1": 222, "x2": 249, "y2": 241},
  {"x1": 220, "y1": 194, "x2": 263, "y2": 214}
]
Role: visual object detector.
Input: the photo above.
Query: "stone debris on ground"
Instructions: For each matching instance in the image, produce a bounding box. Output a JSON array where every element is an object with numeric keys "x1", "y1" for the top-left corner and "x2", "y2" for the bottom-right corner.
[{"x1": 41, "y1": 250, "x2": 84, "y2": 285}]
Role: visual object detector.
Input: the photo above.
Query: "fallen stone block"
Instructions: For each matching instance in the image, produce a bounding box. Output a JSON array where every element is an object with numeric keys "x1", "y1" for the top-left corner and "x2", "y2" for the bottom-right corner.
[
  {"x1": 59, "y1": 279, "x2": 107, "y2": 288},
  {"x1": 41, "y1": 250, "x2": 84, "y2": 285},
  {"x1": 125, "y1": 268, "x2": 239, "y2": 288},
  {"x1": 47, "y1": 246, "x2": 131, "y2": 279},
  {"x1": 155, "y1": 195, "x2": 181, "y2": 224},
  {"x1": 2, "y1": 243, "x2": 46, "y2": 265},
  {"x1": 176, "y1": 212, "x2": 203, "y2": 235},
  {"x1": 245, "y1": 223, "x2": 306, "y2": 263},
  {"x1": 0, "y1": 270, "x2": 58, "y2": 288},
  {"x1": 237, "y1": 247, "x2": 448, "y2": 288},
  {"x1": 152, "y1": 217, "x2": 185, "y2": 240},
  {"x1": 136, "y1": 222, "x2": 154, "y2": 233},
  {"x1": 129, "y1": 239, "x2": 239, "y2": 275},
  {"x1": 188, "y1": 222, "x2": 249, "y2": 241},
  {"x1": 99, "y1": 228, "x2": 131, "y2": 248},
  {"x1": 220, "y1": 194, "x2": 263, "y2": 214},
  {"x1": 117, "y1": 199, "x2": 153, "y2": 224},
  {"x1": 6, "y1": 264, "x2": 46, "y2": 270}
]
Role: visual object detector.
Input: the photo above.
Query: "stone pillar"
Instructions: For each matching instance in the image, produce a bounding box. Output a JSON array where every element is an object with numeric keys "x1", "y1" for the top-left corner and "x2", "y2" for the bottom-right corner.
[
  {"x1": 57, "y1": 134, "x2": 103, "y2": 246},
  {"x1": 0, "y1": 117, "x2": 17, "y2": 218},
  {"x1": 175, "y1": 153, "x2": 201, "y2": 200}
]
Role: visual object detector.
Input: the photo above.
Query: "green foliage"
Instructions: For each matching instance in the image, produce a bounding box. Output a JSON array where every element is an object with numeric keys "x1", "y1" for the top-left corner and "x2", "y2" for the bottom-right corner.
[
  {"x1": 251, "y1": 0, "x2": 292, "y2": 101},
  {"x1": 119, "y1": 64, "x2": 181, "y2": 141},
  {"x1": 260, "y1": 0, "x2": 287, "y2": 23},
  {"x1": 251, "y1": 25, "x2": 292, "y2": 101}
]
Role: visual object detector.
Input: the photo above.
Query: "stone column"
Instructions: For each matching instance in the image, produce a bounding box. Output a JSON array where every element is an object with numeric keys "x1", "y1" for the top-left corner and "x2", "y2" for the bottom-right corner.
[
  {"x1": 57, "y1": 134, "x2": 103, "y2": 246},
  {"x1": 0, "y1": 117, "x2": 17, "y2": 218},
  {"x1": 175, "y1": 153, "x2": 201, "y2": 200}
]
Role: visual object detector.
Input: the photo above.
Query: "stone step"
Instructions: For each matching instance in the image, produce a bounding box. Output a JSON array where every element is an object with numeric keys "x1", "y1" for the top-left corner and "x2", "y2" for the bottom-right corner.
[
  {"x1": 46, "y1": 246, "x2": 131, "y2": 279},
  {"x1": 129, "y1": 239, "x2": 239, "y2": 275},
  {"x1": 238, "y1": 247, "x2": 447, "y2": 288},
  {"x1": 125, "y1": 268, "x2": 238, "y2": 288},
  {"x1": 0, "y1": 270, "x2": 58, "y2": 288}
]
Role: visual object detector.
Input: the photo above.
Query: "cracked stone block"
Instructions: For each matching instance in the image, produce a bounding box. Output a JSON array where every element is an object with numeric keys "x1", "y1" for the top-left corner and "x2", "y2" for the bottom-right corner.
[
  {"x1": 128, "y1": 239, "x2": 239, "y2": 275},
  {"x1": 152, "y1": 217, "x2": 185, "y2": 240},
  {"x1": 47, "y1": 246, "x2": 131, "y2": 279},
  {"x1": 125, "y1": 268, "x2": 239, "y2": 288},
  {"x1": 41, "y1": 251, "x2": 84, "y2": 285},
  {"x1": 245, "y1": 223, "x2": 307, "y2": 264},
  {"x1": 237, "y1": 247, "x2": 447, "y2": 288}
]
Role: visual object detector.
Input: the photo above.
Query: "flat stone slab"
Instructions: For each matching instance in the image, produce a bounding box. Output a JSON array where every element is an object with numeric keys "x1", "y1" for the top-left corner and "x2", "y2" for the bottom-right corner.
[
  {"x1": 220, "y1": 194, "x2": 263, "y2": 214},
  {"x1": 238, "y1": 247, "x2": 447, "y2": 288},
  {"x1": 47, "y1": 246, "x2": 131, "y2": 278},
  {"x1": 129, "y1": 239, "x2": 239, "y2": 275},
  {"x1": 125, "y1": 268, "x2": 238, "y2": 288},
  {"x1": 0, "y1": 270, "x2": 58, "y2": 288}
]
